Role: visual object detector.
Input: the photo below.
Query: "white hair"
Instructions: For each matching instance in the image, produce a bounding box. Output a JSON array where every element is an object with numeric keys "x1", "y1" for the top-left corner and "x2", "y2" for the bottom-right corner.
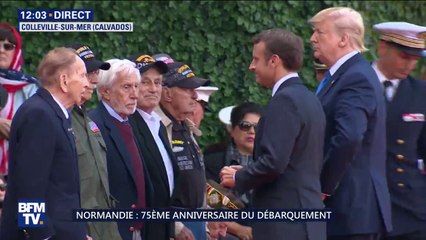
[{"x1": 97, "y1": 58, "x2": 141, "y2": 100}]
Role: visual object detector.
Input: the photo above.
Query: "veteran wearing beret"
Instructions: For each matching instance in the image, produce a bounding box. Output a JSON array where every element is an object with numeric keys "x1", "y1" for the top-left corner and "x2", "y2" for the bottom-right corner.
[{"x1": 371, "y1": 21, "x2": 426, "y2": 240}]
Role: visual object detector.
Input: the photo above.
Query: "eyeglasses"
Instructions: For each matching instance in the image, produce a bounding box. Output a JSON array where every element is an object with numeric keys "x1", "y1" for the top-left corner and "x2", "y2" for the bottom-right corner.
[
  {"x1": 0, "y1": 183, "x2": 6, "y2": 191},
  {"x1": 0, "y1": 42, "x2": 16, "y2": 51},
  {"x1": 238, "y1": 121, "x2": 257, "y2": 132}
]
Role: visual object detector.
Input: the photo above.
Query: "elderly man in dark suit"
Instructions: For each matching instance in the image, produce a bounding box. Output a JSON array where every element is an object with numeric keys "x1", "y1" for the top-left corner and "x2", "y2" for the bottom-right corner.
[
  {"x1": 371, "y1": 22, "x2": 426, "y2": 240},
  {"x1": 0, "y1": 47, "x2": 89, "y2": 240},
  {"x1": 127, "y1": 53, "x2": 178, "y2": 240},
  {"x1": 89, "y1": 59, "x2": 150, "y2": 240},
  {"x1": 310, "y1": 7, "x2": 392, "y2": 240},
  {"x1": 220, "y1": 28, "x2": 326, "y2": 240}
]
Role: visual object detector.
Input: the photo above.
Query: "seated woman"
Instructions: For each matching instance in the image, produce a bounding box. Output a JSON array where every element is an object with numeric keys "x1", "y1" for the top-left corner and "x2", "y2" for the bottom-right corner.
[
  {"x1": 0, "y1": 22, "x2": 39, "y2": 175},
  {"x1": 204, "y1": 102, "x2": 262, "y2": 240}
]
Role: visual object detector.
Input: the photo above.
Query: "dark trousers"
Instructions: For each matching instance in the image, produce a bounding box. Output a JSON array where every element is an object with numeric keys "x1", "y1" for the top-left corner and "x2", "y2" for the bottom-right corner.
[{"x1": 329, "y1": 234, "x2": 381, "y2": 240}]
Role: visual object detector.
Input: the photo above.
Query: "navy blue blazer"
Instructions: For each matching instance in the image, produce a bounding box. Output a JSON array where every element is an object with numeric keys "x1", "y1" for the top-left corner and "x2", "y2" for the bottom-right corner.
[
  {"x1": 89, "y1": 103, "x2": 153, "y2": 240},
  {"x1": 383, "y1": 76, "x2": 426, "y2": 235},
  {"x1": 317, "y1": 53, "x2": 392, "y2": 235},
  {"x1": 235, "y1": 77, "x2": 326, "y2": 240},
  {"x1": 0, "y1": 88, "x2": 86, "y2": 240}
]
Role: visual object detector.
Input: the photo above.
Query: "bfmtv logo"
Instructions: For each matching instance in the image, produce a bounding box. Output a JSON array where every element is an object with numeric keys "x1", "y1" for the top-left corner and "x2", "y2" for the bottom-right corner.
[{"x1": 18, "y1": 201, "x2": 46, "y2": 228}]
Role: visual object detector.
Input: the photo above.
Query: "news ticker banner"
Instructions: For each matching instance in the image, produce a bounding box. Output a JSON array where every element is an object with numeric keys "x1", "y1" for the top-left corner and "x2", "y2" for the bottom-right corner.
[
  {"x1": 18, "y1": 201, "x2": 332, "y2": 227},
  {"x1": 17, "y1": 9, "x2": 133, "y2": 32},
  {"x1": 73, "y1": 209, "x2": 333, "y2": 222}
]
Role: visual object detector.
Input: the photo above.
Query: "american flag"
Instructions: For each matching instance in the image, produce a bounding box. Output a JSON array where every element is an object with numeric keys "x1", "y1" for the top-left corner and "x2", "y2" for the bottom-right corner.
[{"x1": 88, "y1": 121, "x2": 100, "y2": 132}]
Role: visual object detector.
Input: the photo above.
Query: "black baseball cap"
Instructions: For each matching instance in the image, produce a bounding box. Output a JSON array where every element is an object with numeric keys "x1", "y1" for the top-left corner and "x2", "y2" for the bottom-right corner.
[
  {"x1": 67, "y1": 44, "x2": 110, "y2": 73},
  {"x1": 163, "y1": 62, "x2": 210, "y2": 89},
  {"x1": 129, "y1": 53, "x2": 168, "y2": 74}
]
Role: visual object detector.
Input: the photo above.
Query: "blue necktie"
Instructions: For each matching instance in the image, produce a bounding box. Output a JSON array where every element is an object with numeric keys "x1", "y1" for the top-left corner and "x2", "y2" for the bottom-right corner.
[{"x1": 316, "y1": 71, "x2": 332, "y2": 95}]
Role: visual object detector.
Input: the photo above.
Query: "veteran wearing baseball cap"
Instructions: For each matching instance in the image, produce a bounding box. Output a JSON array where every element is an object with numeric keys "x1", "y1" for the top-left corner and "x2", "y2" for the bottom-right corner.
[
  {"x1": 66, "y1": 44, "x2": 121, "y2": 240},
  {"x1": 371, "y1": 21, "x2": 426, "y2": 240},
  {"x1": 127, "y1": 53, "x2": 175, "y2": 240},
  {"x1": 67, "y1": 43, "x2": 110, "y2": 103},
  {"x1": 155, "y1": 62, "x2": 218, "y2": 240}
]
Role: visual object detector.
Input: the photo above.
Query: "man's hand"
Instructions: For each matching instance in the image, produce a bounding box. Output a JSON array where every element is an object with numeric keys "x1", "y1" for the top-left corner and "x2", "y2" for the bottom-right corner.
[
  {"x1": 207, "y1": 222, "x2": 227, "y2": 239},
  {"x1": 236, "y1": 225, "x2": 252, "y2": 240},
  {"x1": 0, "y1": 118, "x2": 11, "y2": 139},
  {"x1": 220, "y1": 166, "x2": 239, "y2": 188},
  {"x1": 226, "y1": 222, "x2": 253, "y2": 240},
  {"x1": 175, "y1": 226, "x2": 195, "y2": 240},
  {"x1": 86, "y1": 235, "x2": 93, "y2": 240}
]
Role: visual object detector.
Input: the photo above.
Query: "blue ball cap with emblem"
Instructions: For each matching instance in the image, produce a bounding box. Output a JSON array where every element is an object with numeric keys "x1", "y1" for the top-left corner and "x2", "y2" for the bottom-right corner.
[
  {"x1": 67, "y1": 43, "x2": 111, "y2": 73},
  {"x1": 373, "y1": 21, "x2": 426, "y2": 57},
  {"x1": 129, "y1": 53, "x2": 168, "y2": 74},
  {"x1": 163, "y1": 62, "x2": 210, "y2": 89}
]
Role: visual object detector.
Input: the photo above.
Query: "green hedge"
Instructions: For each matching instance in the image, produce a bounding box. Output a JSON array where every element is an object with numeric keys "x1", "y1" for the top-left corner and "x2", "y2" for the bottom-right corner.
[{"x1": 2, "y1": 1, "x2": 425, "y2": 147}]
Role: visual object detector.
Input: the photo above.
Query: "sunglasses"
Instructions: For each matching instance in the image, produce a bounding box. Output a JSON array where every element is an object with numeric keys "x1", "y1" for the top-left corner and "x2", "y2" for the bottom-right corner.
[
  {"x1": 238, "y1": 121, "x2": 257, "y2": 132},
  {"x1": 0, "y1": 183, "x2": 6, "y2": 191},
  {"x1": 0, "y1": 42, "x2": 16, "y2": 51}
]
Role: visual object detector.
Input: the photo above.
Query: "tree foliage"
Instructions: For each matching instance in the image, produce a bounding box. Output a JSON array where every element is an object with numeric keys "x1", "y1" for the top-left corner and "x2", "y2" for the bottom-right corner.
[{"x1": 1, "y1": 1, "x2": 425, "y2": 147}]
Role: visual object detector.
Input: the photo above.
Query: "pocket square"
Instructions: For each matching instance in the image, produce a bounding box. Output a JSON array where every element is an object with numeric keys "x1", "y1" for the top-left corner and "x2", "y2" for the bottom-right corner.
[{"x1": 402, "y1": 113, "x2": 425, "y2": 122}]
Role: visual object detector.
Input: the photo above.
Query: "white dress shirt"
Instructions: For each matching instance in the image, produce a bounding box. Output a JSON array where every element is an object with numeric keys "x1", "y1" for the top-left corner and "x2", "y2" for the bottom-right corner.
[
  {"x1": 272, "y1": 72, "x2": 299, "y2": 96},
  {"x1": 137, "y1": 109, "x2": 175, "y2": 196},
  {"x1": 372, "y1": 61, "x2": 400, "y2": 101},
  {"x1": 51, "y1": 94, "x2": 69, "y2": 119},
  {"x1": 328, "y1": 50, "x2": 359, "y2": 76},
  {"x1": 102, "y1": 101, "x2": 128, "y2": 122}
]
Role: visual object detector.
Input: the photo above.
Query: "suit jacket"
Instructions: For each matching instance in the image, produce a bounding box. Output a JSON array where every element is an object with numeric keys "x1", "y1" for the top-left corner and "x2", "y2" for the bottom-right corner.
[
  {"x1": 129, "y1": 111, "x2": 178, "y2": 240},
  {"x1": 382, "y1": 76, "x2": 426, "y2": 235},
  {"x1": 71, "y1": 106, "x2": 122, "y2": 240},
  {"x1": 317, "y1": 53, "x2": 392, "y2": 235},
  {"x1": 0, "y1": 88, "x2": 86, "y2": 240},
  {"x1": 235, "y1": 77, "x2": 326, "y2": 240},
  {"x1": 204, "y1": 144, "x2": 228, "y2": 184},
  {"x1": 89, "y1": 102, "x2": 152, "y2": 240}
]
